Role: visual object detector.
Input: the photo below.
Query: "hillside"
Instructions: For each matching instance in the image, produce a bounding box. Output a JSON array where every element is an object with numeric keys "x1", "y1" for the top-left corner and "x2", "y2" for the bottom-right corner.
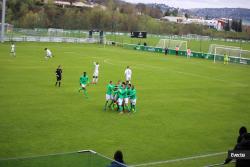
[
  {"x1": 1, "y1": 0, "x2": 250, "y2": 39},
  {"x1": 188, "y1": 8, "x2": 250, "y2": 24},
  {"x1": 144, "y1": 3, "x2": 250, "y2": 24}
]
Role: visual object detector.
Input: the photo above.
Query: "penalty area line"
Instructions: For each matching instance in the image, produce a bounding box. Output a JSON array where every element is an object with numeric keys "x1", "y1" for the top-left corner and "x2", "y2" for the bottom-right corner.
[{"x1": 129, "y1": 152, "x2": 227, "y2": 167}]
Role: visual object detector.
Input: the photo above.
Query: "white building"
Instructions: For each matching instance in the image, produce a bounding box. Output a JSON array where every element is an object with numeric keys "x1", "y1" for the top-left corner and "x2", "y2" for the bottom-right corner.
[
  {"x1": 203, "y1": 19, "x2": 219, "y2": 29},
  {"x1": 161, "y1": 16, "x2": 186, "y2": 23},
  {"x1": 41, "y1": 0, "x2": 105, "y2": 9},
  {"x1": 161, "y1": 15, "x2": 230, "y2": 31}
]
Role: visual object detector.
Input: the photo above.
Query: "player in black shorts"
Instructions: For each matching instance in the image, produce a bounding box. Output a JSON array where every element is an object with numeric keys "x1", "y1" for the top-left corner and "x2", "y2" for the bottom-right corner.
[{"x1": 55, "y1": 65, "x2": 62, "y2": 87}]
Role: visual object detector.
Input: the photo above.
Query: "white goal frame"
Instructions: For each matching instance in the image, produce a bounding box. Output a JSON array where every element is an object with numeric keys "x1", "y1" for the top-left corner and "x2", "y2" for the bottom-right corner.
[
  {"x1": 208, "y1": 44, "x2": 241, "y2": 55},
  {"x1": 156, "y1": 39, "x2": 187, "y2": 51},
  {"x1": 214, "y1": 46, "x2": 242, "y2": 63}
]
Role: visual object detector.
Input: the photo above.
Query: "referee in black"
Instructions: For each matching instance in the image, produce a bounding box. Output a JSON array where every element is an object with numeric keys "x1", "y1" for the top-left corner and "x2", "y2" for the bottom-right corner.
[{"x1": 55, "y1": 65, "x2": 62, "y2": 87}]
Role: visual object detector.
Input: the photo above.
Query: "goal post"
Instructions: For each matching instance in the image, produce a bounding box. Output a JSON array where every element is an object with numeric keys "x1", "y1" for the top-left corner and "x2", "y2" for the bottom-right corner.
[
  {"x1": 208, "y1": 44, "x2": 241, "y2": 55},
  {"x1": 156, "y1": 39, "x2": 187, "y2": 51},
  {"x1": 240, "y1": 50, "x2": 250, "y2": 59},
  {"x1": 214, "y1": 46, "x2": 242, "y2": 63},
  {"x1": 208, "y1": 44, "x2": 242, "y2": 63}
]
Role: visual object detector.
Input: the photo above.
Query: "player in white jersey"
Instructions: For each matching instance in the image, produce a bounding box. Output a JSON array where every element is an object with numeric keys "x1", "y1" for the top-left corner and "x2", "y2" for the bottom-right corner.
[
  {"x1": 187, "y1": 48, "x2": 191, "y2": 59},
  {"x1": 124, "y1": 66, "x2": 132, "y2": 83},
  {"x1": 10, "y1": 43, "x2": 16, "y2": 56},
  {"x1": 44, "y1": 48, "x2": 52, "y2": 59},
  {"x1": 92, "y1": 62, "x2": 99, "y2": 84}
]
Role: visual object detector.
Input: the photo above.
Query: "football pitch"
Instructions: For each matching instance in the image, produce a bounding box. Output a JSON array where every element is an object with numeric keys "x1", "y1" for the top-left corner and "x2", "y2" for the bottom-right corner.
[{"x1": 0, "y1": 42, "x2": 250, "y2": 166}]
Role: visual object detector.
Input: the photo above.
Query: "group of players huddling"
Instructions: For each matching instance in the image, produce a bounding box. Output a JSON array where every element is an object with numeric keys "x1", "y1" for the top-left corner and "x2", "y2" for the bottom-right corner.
[{"x1": 104, "y1": 66, "x2": 137, "y2": 114}]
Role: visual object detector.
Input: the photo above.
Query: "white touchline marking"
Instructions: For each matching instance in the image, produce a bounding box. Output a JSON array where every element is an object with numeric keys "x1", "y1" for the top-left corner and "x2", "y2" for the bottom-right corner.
[
  {"x1": 129, "y1": 152, "x2": 227, "y2": 167},
  {"x1": 63, "y1": 51, "x2": 76, "y2": 53}
]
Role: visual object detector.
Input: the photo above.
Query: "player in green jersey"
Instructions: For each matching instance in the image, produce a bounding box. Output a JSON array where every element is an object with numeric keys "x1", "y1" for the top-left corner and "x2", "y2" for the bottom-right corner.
[
  {"x1": 109, "y1": 85, "x2": 119, "y2": 111},
  {"x1": 117, "y1": 80, "x2": 122, "y2": 89},
  {"x1": 129, "y1": 85, "x2": 137, "y2": 112},
  {"x1": 117, "y1": 83, "x2": 126, "y2": 113},
  {"x1": 104, "y1": 81, "x2": 114, "y2": 111},
  {"x1": 108, "y1": 80, "x2": 121, "y2": 111},
  {"x1": 123, "y1": 83, "x2": 130, "y2": 112},
  {"x1": 79, "y1": 72, "x2": 89, "y2": 98}
]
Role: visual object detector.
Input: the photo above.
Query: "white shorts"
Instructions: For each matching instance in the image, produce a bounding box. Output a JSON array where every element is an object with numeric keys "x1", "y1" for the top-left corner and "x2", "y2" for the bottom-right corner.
[
  {"x1": 81, "y1": 84, "x2": 86, "y2": 88},
  {"x1": 47, "y1": 53, "x2": 52, "y2": 57},
  {"x1": 118, "y1": 98, "x2": 123, "y2": 106},
  {"x1": 106, "y1": 94, "x2": 113, "y2": 101},
  {"x1": 130, "y1": 99, "x2": 136, "y2": 105},
  {"x1": 93, "y1": 71, "x2": 99, "y2": 77},
  {"x1": 11, "y1": 49, "x2": 15, "y2": 53},
  {"x1": 124, "y1": 98, "x2": 129, "y2": 104},
  {"x1": 113, "y1": 94, "x2": 118, "y2": 101},
  {"x1": 126, "y1": 76, "x2": 131, "y2": 81}
]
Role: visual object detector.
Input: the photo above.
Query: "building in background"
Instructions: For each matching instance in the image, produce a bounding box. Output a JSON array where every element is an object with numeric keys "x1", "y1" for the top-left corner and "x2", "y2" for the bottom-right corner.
[
  {"x1": 161, "y1": 15, "x2": 234, "y2": 31},
  {"x1": 40, "y1": 0, "x2": 105, "y2": 9}
]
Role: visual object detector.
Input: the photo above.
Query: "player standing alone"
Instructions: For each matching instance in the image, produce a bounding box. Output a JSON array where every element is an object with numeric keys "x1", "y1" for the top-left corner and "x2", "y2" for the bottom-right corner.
[
  {"x1": 10, "y1": 43, "x2": 16, "y2": 56},
  {"x1": 79, "y1": 72, "x2": 89, "y2": 98},
  {"x1": 187, "y1": 48, "x2": 191, "y2": 59},
  {"x1": 44, "y1": 48, "x2": 52, "y2": 59},
  {"x1": 164, "y1": 47, "x2": 168, "y2": 55},
  {"x1": 92, "y1": 62, "x2": 99, "y2": 84},
  {"x1": 124, "y1": 66, "x2": 132, "y2": 83},
  {"x1": 224, "y1": 53, "x2": 229, "y2": 64},
  {"x1": 175, "y1": 46, "x2": 179, "y2": 56},
  {"x1": 55, "y1": 65, "x2": 62, "y2": 87}
]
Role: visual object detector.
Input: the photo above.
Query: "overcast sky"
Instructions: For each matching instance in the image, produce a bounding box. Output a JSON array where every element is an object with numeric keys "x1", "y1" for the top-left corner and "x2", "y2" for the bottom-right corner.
[{"x1": 123, "y1": 0, "x2": 250, "y2": 9}]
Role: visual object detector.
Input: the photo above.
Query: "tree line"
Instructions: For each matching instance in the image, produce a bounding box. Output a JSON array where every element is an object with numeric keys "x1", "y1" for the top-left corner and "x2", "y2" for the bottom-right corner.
[{"x1": 1, "y1": 0, "x2": 250, "y2": 39}]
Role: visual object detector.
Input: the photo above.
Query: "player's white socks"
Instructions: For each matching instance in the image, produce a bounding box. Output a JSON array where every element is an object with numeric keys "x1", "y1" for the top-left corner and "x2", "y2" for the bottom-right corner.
[{"x1": 92, "y1": 78, "x2": 98, "y2": 84}]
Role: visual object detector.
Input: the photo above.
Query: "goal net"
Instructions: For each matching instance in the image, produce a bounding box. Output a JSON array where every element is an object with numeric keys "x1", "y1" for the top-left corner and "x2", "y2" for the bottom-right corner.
[
  {"x1": 156, "y1": 39, "x2": 187, "y2": 51},
  {"x1": 214, "y1": 47, "x2": 242, "y2": 63},
  {"x1": 240, "y1": 50, "x2": 250, "y2": 59},
  {"x1": 208, "y1": 44, "x2": 241, "y2": 55},
  {"x1": 239, "y1": 50, "x2": 250, "y2": 64},
  {"x1": 208, "y1": 44, "x2": 242, "y2": 63},
  {"x1": 186, "y1": 34, "x2": 210, "y2": 40}
]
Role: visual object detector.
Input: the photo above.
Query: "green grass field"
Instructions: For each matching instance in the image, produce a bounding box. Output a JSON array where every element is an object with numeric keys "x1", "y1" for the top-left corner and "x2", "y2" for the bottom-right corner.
[{"x1": 0, "y1": 42, "x2": 250, "y2": 166}]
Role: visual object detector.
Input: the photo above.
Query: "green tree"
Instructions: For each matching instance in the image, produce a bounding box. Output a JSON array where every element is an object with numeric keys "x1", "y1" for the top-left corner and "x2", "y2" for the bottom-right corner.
[
  {"x1": 172, "y1": 9, "x2": 178, "y2": 16},
  {"x1": 19, "y1": 11, "x2": 39, "y2": 28},
  {"x1": 224, "y1": 19, "x2": 230, "y2": 31},
  {"x1": 149, "y1": 7, "x2": 162, "y2": 18},
  {"x1": 164, "y1": 9, "x2": 171, "y2": 16}
]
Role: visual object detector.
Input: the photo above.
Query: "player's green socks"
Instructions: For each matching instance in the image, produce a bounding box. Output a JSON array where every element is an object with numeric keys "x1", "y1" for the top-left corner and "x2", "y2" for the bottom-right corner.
[
  {"x1": 125, "y1": 105, "x2": 129, "y2": 112},
  {"x1": 83, "y1": 89, "x2": 88, "y2": 98},
  {"x1": 111, "y1": 103, "x2": 116, "y2": 110},
  {"x1": 108, "y1": 101, "x2": 113, "y2": 109},
  {"x1": 133, "y1": 105, "x2": 136, "y2": 112},
  {"x1": 104, "y1": 101, "x2": 108, "y2": 111},
  {"x1": 119, "y1": 106, "x2": 123, "y2": 112}
]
